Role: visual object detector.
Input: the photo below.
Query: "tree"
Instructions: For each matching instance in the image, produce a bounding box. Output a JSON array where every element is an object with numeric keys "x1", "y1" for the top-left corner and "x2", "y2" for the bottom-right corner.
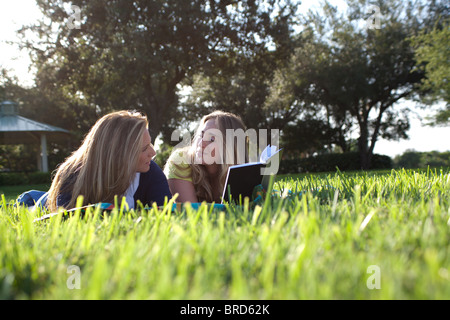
[
  {"x1": 267, "y1": 0, "x2": 440, "y2": 169},
  {"x1": 178, "y1": 0, "x2": 299, "y2": 140},
  {"x1": 411, "y1": 18, "x2": 450, "y2": 125},
  {"x1": 20, "y1": 0, "x2": 298, "y2": 140},
  {"x1": 266, "y1": 29, "x2": 356, "y2": 154},
  {"x1": 0, "y1": 69, "x2": 24, "y2": 102},
  {"x1": 181, "y1": 43, "x2": 298, "y2": 133},
  {"x1": 0, "y1": 68, "x2": 76, "y2": 172},
  {"x1": 281, "y1": 118, "x2": 342, "y2": 158}
]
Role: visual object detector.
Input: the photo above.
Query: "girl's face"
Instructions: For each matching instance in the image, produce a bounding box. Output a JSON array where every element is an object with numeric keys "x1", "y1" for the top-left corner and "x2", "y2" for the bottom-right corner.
[
  {"x1": 136, "y1": 129, "x2": 156, "y2": 173},
  {"x1": 195, "y1": 118, "x2": 222, "y2": 165}
]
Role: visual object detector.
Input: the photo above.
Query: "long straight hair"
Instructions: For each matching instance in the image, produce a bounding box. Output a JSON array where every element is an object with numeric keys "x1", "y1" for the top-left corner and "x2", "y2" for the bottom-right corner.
[
  {"x1": 47, "y1": 110, "x2": 148, "y2": 211},
  {"x1": 189, "y1": 111, "x2": 248, "y2": 202}
]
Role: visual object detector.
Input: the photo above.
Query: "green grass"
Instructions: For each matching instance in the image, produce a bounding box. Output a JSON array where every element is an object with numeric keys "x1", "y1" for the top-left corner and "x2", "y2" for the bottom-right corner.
[{"x1": 0, "y1": 168, "x2": 449, "y2": 299}]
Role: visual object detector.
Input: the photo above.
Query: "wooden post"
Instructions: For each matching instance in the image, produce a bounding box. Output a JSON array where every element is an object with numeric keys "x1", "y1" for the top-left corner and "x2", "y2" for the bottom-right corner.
[{"x1": 40, "y1": 133, "x2": 48, "y2": 172}]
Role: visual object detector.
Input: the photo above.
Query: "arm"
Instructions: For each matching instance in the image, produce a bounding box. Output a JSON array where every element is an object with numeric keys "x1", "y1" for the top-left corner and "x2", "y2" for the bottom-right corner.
[{"x1": 167, "y1": 179, "x2": 199, "y2": 203}]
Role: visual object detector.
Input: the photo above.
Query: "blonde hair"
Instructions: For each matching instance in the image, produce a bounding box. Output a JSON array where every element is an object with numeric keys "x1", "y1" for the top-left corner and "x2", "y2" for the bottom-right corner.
[
  {"x1": 47, "y1": 110, "x2": 148, "y2": 211},
  {"x1": 173, "y1": 110, "x2": 248, "y2": 203}
]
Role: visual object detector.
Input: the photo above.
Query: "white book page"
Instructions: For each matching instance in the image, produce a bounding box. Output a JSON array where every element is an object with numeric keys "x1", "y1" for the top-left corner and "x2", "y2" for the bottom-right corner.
[
  {"x1": 259, "y1": 144, "x2": 282, "y2": 163},
  {"x1": 227, "y1": 145, "x2": 282, "y2": 169}
]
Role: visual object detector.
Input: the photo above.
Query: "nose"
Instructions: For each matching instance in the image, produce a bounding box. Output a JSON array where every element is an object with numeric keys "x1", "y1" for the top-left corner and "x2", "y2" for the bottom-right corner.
[
  {"x1": 201, "y1": 139, "x2": 211, "y2": 149},
  {"x1": 149, "y1": 144, "x2": 156, "y2": 159}
]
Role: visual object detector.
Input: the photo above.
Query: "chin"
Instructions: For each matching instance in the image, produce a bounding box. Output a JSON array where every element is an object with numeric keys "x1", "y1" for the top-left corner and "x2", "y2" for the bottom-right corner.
[{"x1": 138, "y1": 163, "x2": 151, "y2": 173}]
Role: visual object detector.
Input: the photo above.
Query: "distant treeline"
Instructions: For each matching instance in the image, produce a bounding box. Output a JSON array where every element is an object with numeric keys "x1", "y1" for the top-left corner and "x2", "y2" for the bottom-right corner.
[
  {"x1": 392, "y1": 150, "x2": 450, "y2": 169},
  {"x1": 278, "y1": 150, "x2": 450, "y2": 174},
  {"x1": 279, "y1": 152, "x2": 392, "y2": 174}
]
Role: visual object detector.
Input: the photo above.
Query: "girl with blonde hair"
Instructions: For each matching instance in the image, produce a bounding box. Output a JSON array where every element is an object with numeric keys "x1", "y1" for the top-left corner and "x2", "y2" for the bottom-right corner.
[
  {"x1": 164, "y1": 110, "x2": 249, "y2": 203},
  {"x1": 46, "y1": 110, "x2": 171, "y2": 211}
]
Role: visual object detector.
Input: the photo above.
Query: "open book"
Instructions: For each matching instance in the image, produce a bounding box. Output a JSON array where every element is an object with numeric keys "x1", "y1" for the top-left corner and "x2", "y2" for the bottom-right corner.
[{"x1": 221, "y1": 145, "x2": 282, "y2": 204}]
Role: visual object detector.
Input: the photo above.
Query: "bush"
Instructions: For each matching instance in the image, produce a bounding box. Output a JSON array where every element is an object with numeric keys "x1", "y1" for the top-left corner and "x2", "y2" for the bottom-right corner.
[
  {"x1": 0, "y1": 172, "x2": 29, "y2": 186},
  {"x1": 371, "y1": 154, "x2": 393, "y2": 169},
  {"x1": 28, "y1": 172, "x2": 52, "y2": 184},
  {"x1": 279, "y1": 152, "x2": 392, "y2": 174},
  {"x1": 0, "y1": 172, "x2": 52, "y2": 186}
]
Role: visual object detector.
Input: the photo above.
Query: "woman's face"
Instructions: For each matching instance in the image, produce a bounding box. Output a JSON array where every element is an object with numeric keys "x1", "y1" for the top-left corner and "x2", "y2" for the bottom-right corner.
[
  {"x1": 136, "y1": 129, "x2": 156, "y2": 173},
  {"x1": 195, "y1": 118, "x2": 222, "y2": 165}
]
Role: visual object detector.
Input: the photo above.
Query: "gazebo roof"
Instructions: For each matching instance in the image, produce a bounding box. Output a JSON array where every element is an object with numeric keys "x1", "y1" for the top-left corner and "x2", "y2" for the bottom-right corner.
[
  {"x1": 0, "y1": 114, "x2": 70, "y2": 133},
  {"x1": 0, "y1": 100, "x2": 70, "y2": 144}
]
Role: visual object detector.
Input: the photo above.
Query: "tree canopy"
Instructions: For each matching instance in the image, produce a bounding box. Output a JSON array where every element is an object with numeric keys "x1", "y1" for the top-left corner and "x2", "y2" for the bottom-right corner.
[
  {"x1": 3, "y1": 0, "x2": 448, "y2": 172},
  {"x1": 20, "y1": 0, "x2": 299, "y2": 140},
  {"x1": 411, "y1": 17, "x2": 450, "y2": 125}
]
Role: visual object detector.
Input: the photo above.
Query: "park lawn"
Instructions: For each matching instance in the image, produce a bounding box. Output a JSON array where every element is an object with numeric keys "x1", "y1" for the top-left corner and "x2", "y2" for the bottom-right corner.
[{"x1": 0, "y1": 168, "x2": 449, "y2": 299}]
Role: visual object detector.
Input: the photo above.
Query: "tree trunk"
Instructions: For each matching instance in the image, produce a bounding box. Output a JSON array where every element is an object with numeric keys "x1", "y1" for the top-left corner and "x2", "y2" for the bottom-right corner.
[
  {"x1": 359, "y1": 149, "x2": 373, "y2": 170},
  {"x1": 358, "y1": 120, "x2": 372, "y2": 170}
]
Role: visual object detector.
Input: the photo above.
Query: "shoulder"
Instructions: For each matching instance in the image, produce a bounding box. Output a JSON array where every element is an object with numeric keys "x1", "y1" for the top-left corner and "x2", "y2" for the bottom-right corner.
[
  {"x1": 166, "y1": 146, "x2": 191, "y2": 165},
  {"x1": 135, "y1": 160, "x2": 172, "y2": 207},
  {"x1": 164, "y1": 147, "x2": 192, "y2": 182}
]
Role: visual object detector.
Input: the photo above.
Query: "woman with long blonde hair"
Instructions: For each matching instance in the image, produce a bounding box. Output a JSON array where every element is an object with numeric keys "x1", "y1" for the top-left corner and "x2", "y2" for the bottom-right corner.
[
  {"x1": 164, "y1": 110, "x2": 248, "y2": 203},
  {"x1": 46, "y1": 110, "x2": 171, "y2": 211}
]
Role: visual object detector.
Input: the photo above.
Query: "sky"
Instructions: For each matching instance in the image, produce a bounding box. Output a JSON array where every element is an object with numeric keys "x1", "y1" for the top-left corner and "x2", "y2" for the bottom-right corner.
[{"x1": 1, "y1": 0, "x2": 449, "y2": 158}]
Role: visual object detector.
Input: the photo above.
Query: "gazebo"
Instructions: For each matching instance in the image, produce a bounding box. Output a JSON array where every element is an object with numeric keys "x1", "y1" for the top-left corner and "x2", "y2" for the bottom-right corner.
[{"x1": 0, "y1": 100, "x2": 71, "y2": 172}]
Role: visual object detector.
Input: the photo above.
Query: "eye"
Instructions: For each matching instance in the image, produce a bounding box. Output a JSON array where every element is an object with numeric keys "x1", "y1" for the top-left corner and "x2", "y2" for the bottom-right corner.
[{"x1": 210, "y1": 136, "x2": 216, "y2": 142}]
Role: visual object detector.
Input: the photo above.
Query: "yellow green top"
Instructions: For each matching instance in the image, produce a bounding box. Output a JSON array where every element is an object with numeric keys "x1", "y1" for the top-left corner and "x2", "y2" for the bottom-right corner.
[{"x1": 164, "y1": 149, "x2": 193, "y2": 182}]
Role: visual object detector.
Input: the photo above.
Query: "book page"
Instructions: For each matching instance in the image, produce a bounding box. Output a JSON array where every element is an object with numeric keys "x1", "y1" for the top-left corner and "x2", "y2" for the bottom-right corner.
[{"x1": 259, "y1": 144, "x2": 282, "y2": 163}]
